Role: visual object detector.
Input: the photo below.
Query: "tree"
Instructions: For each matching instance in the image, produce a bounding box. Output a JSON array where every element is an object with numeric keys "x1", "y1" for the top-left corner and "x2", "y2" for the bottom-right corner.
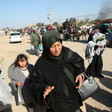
[
  {"x1": 78, "y1": 20, "x2": 84, "y2": 26},
  {"x1": 69, "y1": 18, "x2": 76, "y2": 25},
  {"x1": 4, "y1": 27, "x2": 10, "y2": 31},
  {"x1": 53, "y1": 22, "x2": 59, "y2": 27},
  {"x1": 89, "y1": 20, "x2": 93, "y2": 25},
  {"x1": 36, "y1": 23, "x2": 44, "y2": 27},
  {"x1": 85, "y1": 18, "x2": 90, "y2": 23}
]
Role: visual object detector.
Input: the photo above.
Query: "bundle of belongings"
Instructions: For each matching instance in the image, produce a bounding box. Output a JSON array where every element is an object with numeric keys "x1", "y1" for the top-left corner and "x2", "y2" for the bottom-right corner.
[{"x1": 85, "y1": 32, "x2": 107, "y2": 64}]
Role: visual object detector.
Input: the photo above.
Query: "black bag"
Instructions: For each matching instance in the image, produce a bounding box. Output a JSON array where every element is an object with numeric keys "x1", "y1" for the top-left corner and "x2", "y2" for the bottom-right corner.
[
  {"x1": 78, "y1": 73, "x2": 100, "y2": 101},
  {"x1": 63, "y1": 67, "x2": 100, "y2": 101}
]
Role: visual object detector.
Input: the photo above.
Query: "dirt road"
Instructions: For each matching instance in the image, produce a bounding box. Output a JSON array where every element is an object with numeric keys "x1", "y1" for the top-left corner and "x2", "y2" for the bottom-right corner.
[{"x1": 0, "y1": 35, "x2": 112, "y2": 112}]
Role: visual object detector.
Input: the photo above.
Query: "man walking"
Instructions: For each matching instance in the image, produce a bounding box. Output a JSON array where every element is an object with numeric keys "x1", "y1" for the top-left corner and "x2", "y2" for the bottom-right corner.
[{"x1": 30, "y1": 29, "x2": 40, "y2": 56}]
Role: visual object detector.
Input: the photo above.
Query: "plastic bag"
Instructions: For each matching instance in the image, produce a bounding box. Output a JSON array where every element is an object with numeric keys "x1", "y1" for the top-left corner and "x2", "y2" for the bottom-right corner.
[
  {"x1": 39, "y1": 44, "x2": 43, "y2": 51},
  {"x1": 30, "y1": 45, "x2": 35, "y2": 54},
  {"x1": 30, "y1": 45, "x2": 34, "y2": 51}
]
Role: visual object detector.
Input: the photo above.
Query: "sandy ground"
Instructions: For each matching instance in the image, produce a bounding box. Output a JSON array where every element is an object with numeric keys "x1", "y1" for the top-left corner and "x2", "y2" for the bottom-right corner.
[{"x1": 0, "y1": 34, "x2": 112, "y2": 112}]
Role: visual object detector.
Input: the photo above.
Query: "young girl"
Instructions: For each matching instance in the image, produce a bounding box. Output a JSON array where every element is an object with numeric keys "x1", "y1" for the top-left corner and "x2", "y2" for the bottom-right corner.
[{"x1": 8, "y1": 54, "x2": 35, "y2": 112}]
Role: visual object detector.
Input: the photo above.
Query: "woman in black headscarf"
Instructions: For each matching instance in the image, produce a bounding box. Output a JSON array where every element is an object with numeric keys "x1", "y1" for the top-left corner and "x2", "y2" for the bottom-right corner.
[{"x1": 29, "y1": 30, "x2": 85, "y2": 112}]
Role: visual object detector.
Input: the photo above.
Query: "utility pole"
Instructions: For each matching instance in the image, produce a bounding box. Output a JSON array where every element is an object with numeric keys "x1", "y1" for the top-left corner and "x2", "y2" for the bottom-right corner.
[
  {"x1": 76, "y1": 16, "x2": 79, "y2": 26},
  {"x1": 48, "y1": 8, "x2": 52, "y2": 25},
  {"x1": 59, "y1": 14, "x2": 61, "y2": 25}
]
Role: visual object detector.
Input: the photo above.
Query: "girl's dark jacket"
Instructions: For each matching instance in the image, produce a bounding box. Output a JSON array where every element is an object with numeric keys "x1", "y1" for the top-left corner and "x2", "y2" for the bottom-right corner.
[{"x1": 29, "y1": 46, "x2": 85, "y2": 112}]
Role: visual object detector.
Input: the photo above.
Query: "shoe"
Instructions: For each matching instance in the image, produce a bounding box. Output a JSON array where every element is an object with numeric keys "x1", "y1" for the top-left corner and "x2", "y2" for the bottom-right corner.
[{"x1": 97, "y1": 75, "x2": 104, "y2": 78}]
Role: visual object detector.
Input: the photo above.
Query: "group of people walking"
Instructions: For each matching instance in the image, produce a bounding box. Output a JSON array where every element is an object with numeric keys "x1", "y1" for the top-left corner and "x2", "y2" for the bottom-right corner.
[{"x1": 0, "y1": 28, "x2": 107, "y2": 112}]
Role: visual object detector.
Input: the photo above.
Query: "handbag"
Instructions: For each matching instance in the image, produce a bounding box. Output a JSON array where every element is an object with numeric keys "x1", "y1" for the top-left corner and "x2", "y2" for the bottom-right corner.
[
  {"x1": 63, "y1": 67, "x2": 100, "y2": 101},
  {"x1": 78, "y1": 72, "x2": 100, "y2": 101}
]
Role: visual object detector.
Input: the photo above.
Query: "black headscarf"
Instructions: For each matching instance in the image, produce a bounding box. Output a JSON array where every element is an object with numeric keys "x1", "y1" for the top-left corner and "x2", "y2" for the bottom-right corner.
[
  {"x1": 42, "y1": 30, "x2": 62, "y2": 61},
  {"x1": 42, "y1": 30, "x2": 62, "y2": 54}
]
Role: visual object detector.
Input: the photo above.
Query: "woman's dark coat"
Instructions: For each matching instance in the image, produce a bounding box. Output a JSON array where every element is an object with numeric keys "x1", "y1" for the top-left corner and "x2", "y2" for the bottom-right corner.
[{"x1": 29, "y1": 46, "x2": 85, "y2": 112}]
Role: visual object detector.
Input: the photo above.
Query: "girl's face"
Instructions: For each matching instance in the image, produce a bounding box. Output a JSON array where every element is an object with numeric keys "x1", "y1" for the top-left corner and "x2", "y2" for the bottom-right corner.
[
  {"x1": 18, "y1": 58, "x2": 27, "y2": 69},
  {"x1": 50, "y1": 41, "x2": 62, "y2": 56}
]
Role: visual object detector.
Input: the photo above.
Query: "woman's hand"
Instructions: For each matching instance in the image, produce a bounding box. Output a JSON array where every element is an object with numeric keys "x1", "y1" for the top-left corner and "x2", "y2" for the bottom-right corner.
[
  {"x1": 16, "y1": 81, "x2": 23, "y2": 86},
  {"x1": 43, "y1": 86, "x2": 54, "y2": 99},
  {"x1": 75, "y1": 74, "x2": 83, "y2": 89}
]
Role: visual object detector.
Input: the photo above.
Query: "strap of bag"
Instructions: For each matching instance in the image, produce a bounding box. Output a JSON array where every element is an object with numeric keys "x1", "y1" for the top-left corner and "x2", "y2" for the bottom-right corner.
[
  {"x1": 63, "y1": 67, "x2": 76, "y2": 86},
  {"x1": 82, "y1": 72, "x2": 89, "y2": 79},
  {"x1": 63, "y1": 67, "x2": 88, "y2": 86}
]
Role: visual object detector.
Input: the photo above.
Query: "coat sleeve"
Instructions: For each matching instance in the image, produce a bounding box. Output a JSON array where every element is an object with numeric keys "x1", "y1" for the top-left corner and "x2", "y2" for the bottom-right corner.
[
  {"x1": 85, "y1": 41, "x2": 95, "y2": 58},
  {"x1": 73, "y1": 52, "x2": 85, "y2": 76},
  {"x1": 66, "y1": 49, "x2": 85, "y2": 77},
  {"x1": 29, "y1": 65, "x2": 47, "y2": 104},
  {"x1": 8, "y1": 63, "x2": 26, "y2": 83},
  {"x1": 8, "y1": 65, "x2": 18, "y2": 91}
]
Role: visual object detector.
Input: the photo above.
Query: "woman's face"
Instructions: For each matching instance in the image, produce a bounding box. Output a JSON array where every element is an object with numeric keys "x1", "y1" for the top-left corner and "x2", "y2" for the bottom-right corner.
[
  {"x1": 50, "y1": 41, "x2": 62, "y2": 56},
  {"x1": 18, "y1": 58, "x2": 27, "y2": 69}
]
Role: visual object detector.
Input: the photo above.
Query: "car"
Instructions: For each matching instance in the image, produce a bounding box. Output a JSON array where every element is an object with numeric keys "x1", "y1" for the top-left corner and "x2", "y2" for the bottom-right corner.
[{"x1": 9, "y1": 32, "x2": 22, "y2": 43}]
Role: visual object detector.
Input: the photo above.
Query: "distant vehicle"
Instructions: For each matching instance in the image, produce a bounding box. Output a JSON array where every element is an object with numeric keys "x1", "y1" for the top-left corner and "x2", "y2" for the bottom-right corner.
[
  {"x1": 105, "y1": 28, "x2": 112, "y2": 48},
  {"x1": 9, "y1": 32, "x2": 22, "y2": 43},
  {"x1": 0, "y1": 30, "x2": 5, "y2": 34}
]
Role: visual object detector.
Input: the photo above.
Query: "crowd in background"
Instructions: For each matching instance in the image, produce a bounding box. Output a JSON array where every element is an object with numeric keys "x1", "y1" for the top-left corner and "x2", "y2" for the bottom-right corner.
[{"x1": 0, "y1": 18, "x2": 112, "y2": 112}]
